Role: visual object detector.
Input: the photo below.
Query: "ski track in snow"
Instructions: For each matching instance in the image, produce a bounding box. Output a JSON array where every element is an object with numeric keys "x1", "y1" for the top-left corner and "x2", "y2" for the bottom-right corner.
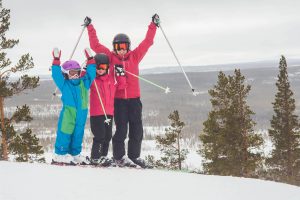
[{"x1": 0, "y1": 161, "x2": 300, "y2": 200}]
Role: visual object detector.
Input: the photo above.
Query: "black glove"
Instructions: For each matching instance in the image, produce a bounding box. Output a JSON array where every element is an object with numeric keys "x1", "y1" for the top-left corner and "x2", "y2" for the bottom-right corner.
[
  {"x1": 115, "y1": 65, "x2": 125, "y2": 76},
  {"x1": 83, "y1": 16, "x2": 92, "y2": 27},
  {"x1": 152, "y1": 14, "x2": 160, "y2": 27}
]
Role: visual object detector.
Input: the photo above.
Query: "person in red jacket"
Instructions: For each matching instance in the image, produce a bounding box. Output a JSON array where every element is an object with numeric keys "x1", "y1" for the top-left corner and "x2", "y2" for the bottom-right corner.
[
  {"x1": 83, "y1": 14, "x2": 160, "y2": 168},
  {"x1": 88, "y1": 53, "x2": 129, "y2": 167}
]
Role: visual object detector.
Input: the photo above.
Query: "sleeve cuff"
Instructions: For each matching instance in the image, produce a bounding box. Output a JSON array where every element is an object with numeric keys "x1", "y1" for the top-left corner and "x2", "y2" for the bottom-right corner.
[
  {"x1": 52, "y1": 59, "x2": 61, "y2": 66},
  {"x1": 149, "y1": 22, "x2": 157, "y2": 29}
]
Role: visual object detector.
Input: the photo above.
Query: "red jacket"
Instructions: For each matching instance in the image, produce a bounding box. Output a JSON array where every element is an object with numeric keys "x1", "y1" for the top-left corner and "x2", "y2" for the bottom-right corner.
[
  {"x1": 87, "y1": 22, "x2": 157, "y2": 99},
  {"x1": 81, "y1": 68, "x2": 125, "y2": 116},
  {"x1": 89, "y1": 72, "x2": 115, "y2": 116}
]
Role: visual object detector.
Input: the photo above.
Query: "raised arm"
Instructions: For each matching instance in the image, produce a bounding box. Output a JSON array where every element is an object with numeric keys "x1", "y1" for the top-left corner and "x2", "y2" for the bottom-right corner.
[
  {"x1": 82, "y1": 48, "x2": 96, "y2": 89},
  {"x1": 51, "y1": 48, "x2": 65, "y2": 91},
  {"x1": 132, "y1": 14, "x2": 159, "y2": 63},
  {"x1": 83, "y1": 17, "x2": 111, "y2": 56}
]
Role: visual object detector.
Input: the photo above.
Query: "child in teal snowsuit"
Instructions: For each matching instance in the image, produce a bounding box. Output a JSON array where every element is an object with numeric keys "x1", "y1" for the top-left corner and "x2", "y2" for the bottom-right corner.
[{"x1": 51, "y1": 48, "x2": 96, "y2": 165}]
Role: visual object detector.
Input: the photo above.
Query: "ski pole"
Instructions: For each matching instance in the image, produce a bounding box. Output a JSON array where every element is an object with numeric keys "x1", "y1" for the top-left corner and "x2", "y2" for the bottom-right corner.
[
  {"x1": 124, "y1": 70, "x2": 170, "y2": 94},
  {"x1": 159, "y1": 24, "x2": 199, "y2": 96},
  {"x1": 52, "y1": 26, "x2": 86, "y2": 99},
  {"x1": 69, "y1": 26, "x2": 86, "y2": 60},
  {"x1": 93, "y1": 81, "x2": 111, "y2": 125}
]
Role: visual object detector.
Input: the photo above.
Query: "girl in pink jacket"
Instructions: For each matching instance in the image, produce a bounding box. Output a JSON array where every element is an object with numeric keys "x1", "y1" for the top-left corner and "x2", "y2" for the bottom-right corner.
[
  {"x1": 89, "y1": 53, "x2": 126, "y2": 166},
  {"x1": 83, "y1": 14, "x2": 160, "y2": 168}
]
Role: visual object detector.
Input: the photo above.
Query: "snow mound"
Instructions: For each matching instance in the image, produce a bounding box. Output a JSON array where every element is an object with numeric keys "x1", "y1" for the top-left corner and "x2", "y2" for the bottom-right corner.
[{"x1": 0, "y1": 161, "x2": 299, "y2": 200}]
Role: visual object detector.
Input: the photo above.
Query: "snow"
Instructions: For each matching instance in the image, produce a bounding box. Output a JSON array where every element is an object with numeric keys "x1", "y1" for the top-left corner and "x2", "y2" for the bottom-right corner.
[{"x1": 0, "y1": 161, "x2": 300, "y2": 200}]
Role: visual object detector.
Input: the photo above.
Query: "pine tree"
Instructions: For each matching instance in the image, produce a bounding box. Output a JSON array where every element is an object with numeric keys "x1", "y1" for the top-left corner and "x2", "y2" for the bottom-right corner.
[
  {"x1": 9, "y1": 128, "x2": 45, "y2": 163},
  {"x1": 155, "y1": 110, "x2": 188, "y2": 170},
  {"x1": 8, "y1": 105, "x2": 45, "y2": 162},
  {"x1": 267, "y1": 56, "x2": 300, "y2": 185},
  {"x1": 0, "y1": 1, "x2": 39, "y2": 160},
  {"x1": 199, "y1": 71, "x2": 231, "y2": 175},
  {"x1": 0, "y1": 118, "x2": 16, "y2": 160},
  {"x1": 200, "y1": 69, "x2": 263, "y2": 177}
]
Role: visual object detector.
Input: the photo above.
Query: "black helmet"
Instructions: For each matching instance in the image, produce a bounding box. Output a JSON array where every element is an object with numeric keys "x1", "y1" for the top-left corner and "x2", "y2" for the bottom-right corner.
[
  {"x1": 94, "y1": 53, "x2": 109, "y2": 66},
  {"x1": 113, "y1": 33, "x2": 131, "y2": 51},
  {"x1": 94, "y1": 53, "x2": 109, "y2": 76}
]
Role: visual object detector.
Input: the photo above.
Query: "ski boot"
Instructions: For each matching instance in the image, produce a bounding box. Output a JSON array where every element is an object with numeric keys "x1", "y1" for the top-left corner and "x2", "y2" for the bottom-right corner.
[
  {"x1": 73, "y1": 154, "x2": 90, "y2": 165},
  {"x1": 51, "y1": 154, "x2": 76, "y2": 166},
  {"x1": 113, "y1": 156, "x2": 137, "y2": 168},
  {"x1": 130, "y1": 157, "x2": 153, "y2": 169},
  {"x1": 90, "y1": 156, "x2": 114, "y2": 167}
]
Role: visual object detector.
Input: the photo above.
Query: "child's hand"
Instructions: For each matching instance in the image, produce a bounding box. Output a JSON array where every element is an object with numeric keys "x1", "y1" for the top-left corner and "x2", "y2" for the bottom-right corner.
[
  {"x1": 52, "y1": 48, "x2": 61, "y2": 66},
  {"x1": 84, "y1": 48, "x2": 95, "y2": 65},
  {"x1": 84, "y1": 48, "x2": 93, "y2": 60}
]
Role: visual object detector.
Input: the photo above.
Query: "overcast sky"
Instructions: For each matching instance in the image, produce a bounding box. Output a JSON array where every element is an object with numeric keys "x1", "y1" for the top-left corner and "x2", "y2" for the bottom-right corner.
[{"x1": 4, "y1": 0, "x2": 300, "y2": 75}]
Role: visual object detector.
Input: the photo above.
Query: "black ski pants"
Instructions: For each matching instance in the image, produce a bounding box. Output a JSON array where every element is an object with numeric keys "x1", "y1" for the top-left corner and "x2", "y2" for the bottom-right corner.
[
  {"x1": 113, "y1": 98, "x2": 143, "y2": 160},
  {"x1": 90, "y1": 115, "x2": 113, "y2": 159}
]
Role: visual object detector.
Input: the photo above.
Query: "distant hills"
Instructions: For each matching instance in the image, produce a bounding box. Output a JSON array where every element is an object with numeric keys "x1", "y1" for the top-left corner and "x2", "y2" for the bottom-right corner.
[
  {"x1": 37, "y1": 59, "x2": 300, "y2": 79},
  {"x1": 139, "y1": 58, "x2": 300, "y2": 74}
]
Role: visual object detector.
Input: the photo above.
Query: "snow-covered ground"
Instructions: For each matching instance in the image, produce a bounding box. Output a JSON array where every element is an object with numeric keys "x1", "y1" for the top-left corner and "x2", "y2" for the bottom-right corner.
[{"x1": 0, "y1": 161, "x2": 299, "y2": 200}]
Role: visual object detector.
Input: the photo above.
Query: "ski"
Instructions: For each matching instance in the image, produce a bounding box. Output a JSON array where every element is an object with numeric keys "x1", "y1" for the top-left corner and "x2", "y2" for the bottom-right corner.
[
  {"x1": 51, "y1": 159, "x2": 77, "y2": 166},
  {"x1": 50, "y1": 161, "x2": 151, "y2": 169},
  {"x1": 51, "y1": 156, "x2": 152, "y2": 169}
]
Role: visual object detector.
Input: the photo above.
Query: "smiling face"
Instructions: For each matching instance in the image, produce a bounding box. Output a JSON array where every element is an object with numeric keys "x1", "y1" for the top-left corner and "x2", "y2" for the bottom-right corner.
[
  {"x1": 96, "y1": 63, "x2": 109, "y2": 76},
  {"x1": 116, "y1": 49, "x2": 128, "y2": 56},
  {"x1": 96, "y1": 68, "x2": 107, "y2": 76}
]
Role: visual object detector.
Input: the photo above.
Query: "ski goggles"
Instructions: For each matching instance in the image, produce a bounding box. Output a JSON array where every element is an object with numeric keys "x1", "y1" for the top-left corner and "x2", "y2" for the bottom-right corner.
[
  {"x1": 68, "y1": 69, "x2": 81, "y2": 79},
  {"x1": 114, "y1": 43, "x2": 129, "y2": 51},
  {"x1": 97, "y1": 64, "x2": 109, "y2": 70}
]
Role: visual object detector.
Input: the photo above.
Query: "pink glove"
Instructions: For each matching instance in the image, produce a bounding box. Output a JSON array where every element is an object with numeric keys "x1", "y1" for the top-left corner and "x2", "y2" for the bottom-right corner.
[{"x1": 84, "y1": 48, "x2": 95, "y2": 65}]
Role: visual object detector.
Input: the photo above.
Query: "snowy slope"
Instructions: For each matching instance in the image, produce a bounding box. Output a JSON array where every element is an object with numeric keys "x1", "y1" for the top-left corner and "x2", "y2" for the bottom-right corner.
[{"x1": 0, "y1": 161, "x2": 299, "y2": 200}]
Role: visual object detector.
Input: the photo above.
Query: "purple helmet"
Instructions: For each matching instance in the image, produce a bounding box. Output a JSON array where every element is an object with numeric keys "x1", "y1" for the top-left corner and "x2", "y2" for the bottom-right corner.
[
  {"x1": 61, "y1": 60, "x2": 81, "y2": 79},
  {"x1": 62, "y1": 60, "x2": 81, "y2": 71}
]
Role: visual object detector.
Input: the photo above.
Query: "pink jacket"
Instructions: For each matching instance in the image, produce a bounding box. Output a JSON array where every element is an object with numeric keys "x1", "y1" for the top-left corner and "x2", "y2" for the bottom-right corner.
[
  {"x1": 81, "y1": 67, "x2": 125, "y2": 116},
  {"x1": 87, "y1": 22, "x2": 157, "y2": 99},
  {"x1": 89, "y1": 72, "x2": 115, "y2": 116}
]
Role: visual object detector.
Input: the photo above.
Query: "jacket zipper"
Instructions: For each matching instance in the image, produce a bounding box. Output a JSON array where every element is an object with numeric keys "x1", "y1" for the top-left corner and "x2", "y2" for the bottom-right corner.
[
  {"x1": 122, "y1": 55, "x2": 128, "y2": 99},
  {"x1": 99, "y1": 81, "x2": 104, "y2": 114},
  {"x1": 109, "y1": 79, "x2": 112, "y2": 107}
]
